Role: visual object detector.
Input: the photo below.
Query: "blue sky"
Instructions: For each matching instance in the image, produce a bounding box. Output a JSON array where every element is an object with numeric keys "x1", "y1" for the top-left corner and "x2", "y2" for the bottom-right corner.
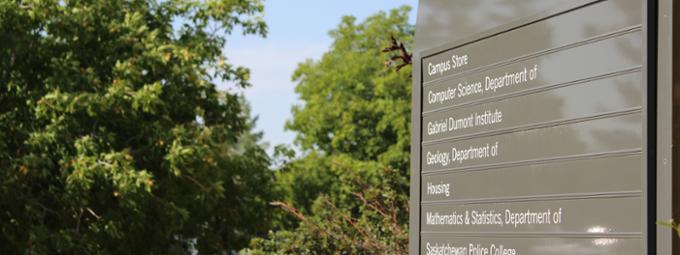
[{"x1": 221, "y1": 1, "x2": 417, "y2": 152}]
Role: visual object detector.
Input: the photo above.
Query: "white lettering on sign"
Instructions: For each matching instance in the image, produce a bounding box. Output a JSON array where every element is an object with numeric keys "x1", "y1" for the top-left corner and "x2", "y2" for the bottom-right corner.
[
  {"x1": 451, "y1": 142, "x2": 499, "y2": 164},
  {"x1": 475, "y1": 109, "x2": 503, "y2": 127},
  {"x1": 427, "y1": 182, "x2": 451, "y2": 197},
  {"x1": 425, "y1": 243, "x2": 517, "y2": 255},
  {"x1": 427, "y1": 54, "x2": 469, "y2": 77},
  {"x1": 426, "y1": 109, "x2": 503, "y2": 137},
  {"x1": 428, "y1": 86, "x2": 457, "y2": 105},
  {"x1": 426, "y1": 211, "x2": 464, "y2": 225},
  {"x1": 457, "y1": 80, "x2": 484, "y2": 98},
  {"x1": 485, "y1": 64, "x2": 539, "y2": 93},
  {"x1": 490, "y1": 244, "x2": 517, "y2": 255},
  {"x1": 426, "y1": 150, "x2": 451, "y2": 167},
  {"x1": 505, "y1": 208, "x2": 563, "y2": 228},
  {"x1": 428, "y1": 61, "x2": 451, "y2": 77},
  {"x1": 424, "y1": 207, "x2": 564, "y2": 228},
  {"x1": 425, "y1": 64, "x2": 540, "y2": 106},
  {"x1": 425, "y1": 242, "x2": 467, "y2": 255},
  {"x1": 427, "y1": 118, "x2": 450, "y2": 136},
  {"x1": 451, "y1": 54, "x2": 469, "y2": 69},
  {"x1": 470, "y1": 210, "x2": 504, "y2": 225}
]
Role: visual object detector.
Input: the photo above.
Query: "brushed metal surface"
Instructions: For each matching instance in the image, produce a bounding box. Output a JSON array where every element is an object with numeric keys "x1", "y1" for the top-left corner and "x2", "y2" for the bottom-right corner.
[
  {"x1": 421, "y1": 155, "x2": 643, "y2": 202},
  {"x1": 421, "y1": 0, "x2": 641, "y2": 83},
  {"x1": 421, "y1": 196, "x2": 642, "y2": 233},
  {"x1": 420, "y1": 235, "x2": 643, "y2": 255},
  {"x1": 423, "y1": 31, "x2": 642, "y2": 113},
  {"x1": 422, "y1": 72, "x2": 643, "y2": 142},
  {"x1": 422, "y1": 114, "x2": 642, "y2": 173},
  {"x1": 412, "y1": 0, "x2": 650, "y2": 253}
]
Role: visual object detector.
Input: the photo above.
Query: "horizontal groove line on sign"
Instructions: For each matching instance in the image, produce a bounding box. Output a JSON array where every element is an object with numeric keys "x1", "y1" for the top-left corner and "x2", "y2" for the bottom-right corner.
[
  {"x1": 422, "y1": 107, "x2": 642, "y2": 145},
  {"x1": 420, "y1": 190, "x2": 642, "y2": 206},
  {"x1": 422, "y1": 66, "x2": 643, "y2": 116},
  {"x1": 420, "y1": 0, "x2": 603, "y2": 61},
  {"x1": 421, "y1": 151, "x2": 642, "y2": 177},
  {"x1": 419, "y1": 231, "x2": 643, "y2": 239},
  {"x1": 421, "y1": 148, "x2": 642, "y2": 175},
  {"x1": 422, "y1": 24, "x2": 642, "y2": 86}
]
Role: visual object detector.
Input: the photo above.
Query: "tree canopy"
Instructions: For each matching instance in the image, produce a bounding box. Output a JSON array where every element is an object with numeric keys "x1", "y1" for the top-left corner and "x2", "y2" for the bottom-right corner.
[
  {"x1": 248, "y1": 6, "x2": 414, "y2": 254},
  {"x1": 1, "y1": 1, "x2": 416, "y2": 254},
  {"x1": 285, "y1": 6, "x2": 413, "y2": 172},
  {"x1": 0, "y1": 0, "x2": 273, "y2": 253}
]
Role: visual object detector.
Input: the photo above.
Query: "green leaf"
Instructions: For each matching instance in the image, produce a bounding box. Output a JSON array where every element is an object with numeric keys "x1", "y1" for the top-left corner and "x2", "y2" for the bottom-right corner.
[{"x1": 0, "y1": 0, "x2": 273, "y2": 253}]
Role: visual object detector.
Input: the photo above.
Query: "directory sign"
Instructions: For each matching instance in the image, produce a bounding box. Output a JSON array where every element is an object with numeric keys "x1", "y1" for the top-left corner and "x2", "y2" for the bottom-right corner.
[{"x1": 411, "y1": 0, "x2": 651, "y2": 254}]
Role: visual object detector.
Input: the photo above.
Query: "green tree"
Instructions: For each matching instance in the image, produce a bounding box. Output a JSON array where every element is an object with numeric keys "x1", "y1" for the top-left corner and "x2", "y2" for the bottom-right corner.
[
  {"x1": 0, "y1": 0, "x2": 273, "y2": 253},
  {"x1": 251, "y1": 155, "x2": 410, "y2": 254},
  {"x1": 248, "y1": 6, "x2": 414, "y2": 254},
  {"x1": 285, "y1": 6, "x2": 413, "y2": 172}
]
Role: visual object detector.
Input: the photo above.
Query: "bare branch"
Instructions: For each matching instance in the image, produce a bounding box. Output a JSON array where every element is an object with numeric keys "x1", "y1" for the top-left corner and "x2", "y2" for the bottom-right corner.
[
  {"x1": 85, "y1": 207, "x2": 101, "y2": 220},
  {"x1": 383, "y1": 35, "x2": 412, "y2": 72}
]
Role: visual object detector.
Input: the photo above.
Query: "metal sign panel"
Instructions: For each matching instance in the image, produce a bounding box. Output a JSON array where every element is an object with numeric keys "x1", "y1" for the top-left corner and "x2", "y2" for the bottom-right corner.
[{"x1": 409, "y1": 0, "x2": 671, "y2": 254}]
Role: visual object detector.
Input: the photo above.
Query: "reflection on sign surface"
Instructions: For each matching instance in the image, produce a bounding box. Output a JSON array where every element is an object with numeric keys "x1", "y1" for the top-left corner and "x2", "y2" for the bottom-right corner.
[{"x1": 414, "y1": 0, "x2": 647, "y2": 254}]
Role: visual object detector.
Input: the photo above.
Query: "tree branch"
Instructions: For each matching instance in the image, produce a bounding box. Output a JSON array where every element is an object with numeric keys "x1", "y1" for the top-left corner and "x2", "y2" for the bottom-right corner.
[{"x1": 383, "y1": 35, "x2": 412, "y2": 72}]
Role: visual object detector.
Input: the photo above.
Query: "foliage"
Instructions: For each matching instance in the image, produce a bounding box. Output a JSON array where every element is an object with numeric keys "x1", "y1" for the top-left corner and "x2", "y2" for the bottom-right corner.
[
  {"x1": 247, "y1": 6, "x2": 414, "y2": 254},
  {"x1": 657, "y1": 219, "x2": 680, "y2": 238},
  {"x1": 285, "y1": 6, "x2": 413, "y2": 172},
  {"x1": 248, "y1": 156, "x2": 409, "y2": 255},
  {"x1": 0, "y1": 0, "x2": 274, "y2": 253}
]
